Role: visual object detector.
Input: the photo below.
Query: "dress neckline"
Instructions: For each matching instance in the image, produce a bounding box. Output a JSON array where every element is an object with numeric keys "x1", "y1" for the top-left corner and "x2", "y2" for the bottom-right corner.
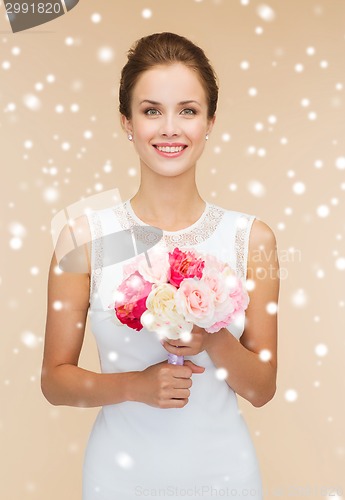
[{"x1": 124, "y1": 198, "x2": 210, "y2": 235}]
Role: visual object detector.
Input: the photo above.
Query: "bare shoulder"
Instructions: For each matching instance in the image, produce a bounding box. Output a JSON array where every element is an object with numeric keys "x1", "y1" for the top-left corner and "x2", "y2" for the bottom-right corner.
[
  {"x1": 249, "y1": 218, "x2": 277, "y2": 251},
  {"x1": 247, "y1": 217, "x2": 279, "y2": 282}
]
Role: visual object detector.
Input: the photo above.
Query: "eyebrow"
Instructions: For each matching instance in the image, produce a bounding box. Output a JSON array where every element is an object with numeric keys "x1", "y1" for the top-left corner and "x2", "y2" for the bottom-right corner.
[{"x1": 139, "y1": 99, "x2": 201, "y2": 106}]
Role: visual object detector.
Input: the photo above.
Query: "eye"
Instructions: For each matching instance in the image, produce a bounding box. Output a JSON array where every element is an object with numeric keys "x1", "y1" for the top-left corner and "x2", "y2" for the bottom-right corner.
[
  {"x1": 181, "y1": 108, "x2": 197, "y2": 115},
  {"x1": 144, "y1": 108, "x2": 160, "y2": 116}
]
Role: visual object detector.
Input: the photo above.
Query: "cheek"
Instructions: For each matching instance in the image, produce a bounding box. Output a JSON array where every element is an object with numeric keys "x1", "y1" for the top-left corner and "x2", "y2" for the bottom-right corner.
[
  {"x1": 186, "y1": 121, "x2": 208, "y2": 140},
  {"x1": 133, "y1": 117, "x2": 157, "y2": 139},
  {"x1": 189, "y1": 130, "x2": 206, "y2": 147}
]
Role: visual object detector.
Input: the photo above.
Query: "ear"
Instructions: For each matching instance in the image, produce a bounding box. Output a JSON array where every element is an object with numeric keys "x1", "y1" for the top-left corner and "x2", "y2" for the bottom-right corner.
[
  {"x1": 121, "y1": 114, "x2": 133, "y2": 136},
  {"x1": 206, "y1": 114, "x2": 216, "y2": 135}
]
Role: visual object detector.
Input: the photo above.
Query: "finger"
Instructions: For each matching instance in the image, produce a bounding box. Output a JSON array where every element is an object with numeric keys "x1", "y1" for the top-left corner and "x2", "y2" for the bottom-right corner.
[
  {"x1": 166, "y1": 338, "x2": 192, "y2": 347},
  {"x1": 165, "y1": 340, "x2": 183, "y2": 347},
  {"x1": 173, "y1": 362, "x2": 204, "y2": 378},
  {"x1": 159, "y1": 396, "x2": 188, "y2": 409},
  {"x1": 173, "y1": 377, "x2": 193, "y2": 389},
  {"x1": 170, "y1": 399, "x2": 189, "y2": 408},
  {"x1": 173, "y1": 388, "x2": 190, "y2": 399},
  {"x1": 184, "y1": 360, "x2": 205, "y2": 373},
  {"x1": 161, "y1": 340, "x2": 188, "y2": 352},
  {"x1": 190, "y1": 366, "x2": 205, "y2": 373},
  {"x1": 191, "y1": 326, "x2": 204, "y2": 334}
]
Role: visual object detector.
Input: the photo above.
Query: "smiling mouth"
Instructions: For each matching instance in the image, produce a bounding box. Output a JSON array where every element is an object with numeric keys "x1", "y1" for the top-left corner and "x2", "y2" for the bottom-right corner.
[{"x1": 153, "y1": 145, "x2": 188, "y2": 154}]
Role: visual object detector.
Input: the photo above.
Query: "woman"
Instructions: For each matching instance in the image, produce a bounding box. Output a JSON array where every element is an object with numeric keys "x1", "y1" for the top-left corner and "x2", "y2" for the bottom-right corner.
[{"x1": 41, "y1": 32, "x2": 279, "y2": 499}]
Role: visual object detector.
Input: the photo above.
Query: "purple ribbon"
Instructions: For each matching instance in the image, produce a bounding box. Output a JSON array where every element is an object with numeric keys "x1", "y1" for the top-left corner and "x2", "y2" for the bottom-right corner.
[{"x1": 167, "y1": 346, "x2": 184, "y2": 365}]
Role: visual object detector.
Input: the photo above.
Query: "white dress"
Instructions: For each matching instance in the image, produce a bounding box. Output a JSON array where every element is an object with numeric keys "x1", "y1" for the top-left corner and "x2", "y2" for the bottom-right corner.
[{"x1": 82, "y1": 198, "x2": 263, "y2": 499}]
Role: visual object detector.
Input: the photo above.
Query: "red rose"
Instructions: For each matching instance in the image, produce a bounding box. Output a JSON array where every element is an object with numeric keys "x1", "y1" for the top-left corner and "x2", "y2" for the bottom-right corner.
[
  {"x1": 168, "y1": 247, "x2": 205, "y2": 287},
  {"x1": 115, "y1": 271, "x2": 152, "y2": 331}
]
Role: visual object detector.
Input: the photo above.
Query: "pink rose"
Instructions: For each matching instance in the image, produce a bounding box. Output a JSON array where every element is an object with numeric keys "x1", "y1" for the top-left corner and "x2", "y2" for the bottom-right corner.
[
  {"x1": 122, "y1": 248, "x2": 170, "y2": 284},
  {"x1": 114, "y1": 271, "x2": 152, "y2": 331},
  {"x1": 230, "y1": 278, "x2": 250, "y2": 316},
  {"x1": 202, "y1": 268, "x2": 235, "y2": 319},
  {"x1": 202, "y1": 253, "x2": 227, "y2": 273},
  {"x1": 202, "y1": 268, "x2": 230, "y2": 305},
  {"x1": 122, "y1": 257, "x2": 143, "y2": 282},
  {"x1": 138, "y1": 248, "x2": 171, "y2": 284},
  {"x1": 222, "y1": 266, "x2": 250, "y2": 316},
  {"x1": 205, "y1": 273, "x2": 250, "y2": 333},
  {"x1": 175, "y1": 278, "x2": 216, "y2": 327},
  {"x1": 168, "y1": 247, "x2": 205, "y2": 287}
]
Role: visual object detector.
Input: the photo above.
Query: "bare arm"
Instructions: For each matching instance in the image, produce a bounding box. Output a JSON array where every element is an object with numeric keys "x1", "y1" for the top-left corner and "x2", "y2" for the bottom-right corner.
[
  {"x1": 41, "y1": 216, "x2": 138, "y2": 407},
  {"x1": 205, "y1": 219, "x2": 280, "y2": 407},
  {"x1": 41, "y1": 215, "x2": 203, "y2": 409}
]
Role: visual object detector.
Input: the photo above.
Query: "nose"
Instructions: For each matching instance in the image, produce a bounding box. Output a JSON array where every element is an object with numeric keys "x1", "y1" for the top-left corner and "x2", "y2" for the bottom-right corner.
[{"x1": 159, "y1": 113, "x2": 180, "y2": 137}]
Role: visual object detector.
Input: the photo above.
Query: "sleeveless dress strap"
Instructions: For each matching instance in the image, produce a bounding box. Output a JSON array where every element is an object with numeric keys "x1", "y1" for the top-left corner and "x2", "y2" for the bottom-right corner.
[
  {"x1": 86, "y1": 210, "x2": 104, "y2": 302},
  {"x1": 235, "y1": 214, "x2": 256, "y2": 281}
]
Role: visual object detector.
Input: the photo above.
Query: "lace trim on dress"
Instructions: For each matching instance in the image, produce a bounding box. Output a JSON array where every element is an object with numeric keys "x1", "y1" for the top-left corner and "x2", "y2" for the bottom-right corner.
[
  {"x1": 235, "y1": 214, "x2": 255, "y2": 280},
  {"x1": 113, "y1": 201, "x2": 225, "y2": 249},
  {"x1": 89, "y1": 210, "x2": 103, "y2": 300}
]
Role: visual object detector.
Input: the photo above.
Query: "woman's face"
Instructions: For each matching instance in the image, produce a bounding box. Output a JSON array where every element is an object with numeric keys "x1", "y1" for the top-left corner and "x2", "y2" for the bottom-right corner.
[{"x1": 122, "y1": 63, "x2": 215, "y2": 177}]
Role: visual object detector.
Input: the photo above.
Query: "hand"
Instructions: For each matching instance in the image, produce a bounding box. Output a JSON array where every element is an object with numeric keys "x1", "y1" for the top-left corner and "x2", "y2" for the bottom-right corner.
[
  {"x1": 131, "y1": 359, "x2": 205, "y2": 409},
  {"x1": 161, "y1": 325, "x2": 210, "y2": 358}
]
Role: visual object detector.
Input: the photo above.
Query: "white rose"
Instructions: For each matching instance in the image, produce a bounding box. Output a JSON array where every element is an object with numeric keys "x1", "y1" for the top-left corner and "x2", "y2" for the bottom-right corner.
[{"x1": 141, "y1": 283, "x2": 193, "y2": 340}]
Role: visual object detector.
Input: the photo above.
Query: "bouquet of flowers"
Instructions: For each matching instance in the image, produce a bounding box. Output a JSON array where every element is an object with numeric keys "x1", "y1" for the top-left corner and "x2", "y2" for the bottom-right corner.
[{"x1": 109, "y1": 246, "x2": 249, "y2": 365}]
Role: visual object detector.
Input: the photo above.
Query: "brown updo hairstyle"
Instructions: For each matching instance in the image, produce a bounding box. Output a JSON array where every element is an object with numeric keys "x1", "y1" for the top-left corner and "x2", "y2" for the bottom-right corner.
[{"x1": 119, "y1": 32, "x2": 218, "y2": 120}]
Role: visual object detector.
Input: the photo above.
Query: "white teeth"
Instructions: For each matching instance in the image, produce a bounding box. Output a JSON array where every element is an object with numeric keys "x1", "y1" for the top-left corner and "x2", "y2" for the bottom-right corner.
[{"x1": 156, "y1": 146, "x2": 184, "y2": 153}]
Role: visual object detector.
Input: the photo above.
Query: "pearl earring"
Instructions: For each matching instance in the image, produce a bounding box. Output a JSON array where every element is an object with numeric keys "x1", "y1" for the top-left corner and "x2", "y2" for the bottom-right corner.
[
  {"x1": 128, "y1": 134, "x2": 133, "y2": 141},
  {"x1": 205, "y1": 134, "x2": 209, "y2": 141}
]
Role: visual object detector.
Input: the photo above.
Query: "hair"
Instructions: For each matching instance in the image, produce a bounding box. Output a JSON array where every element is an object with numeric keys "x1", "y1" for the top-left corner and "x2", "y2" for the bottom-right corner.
[{"x1": 119, "y1": 32, "x2": 218, "y2": 120}]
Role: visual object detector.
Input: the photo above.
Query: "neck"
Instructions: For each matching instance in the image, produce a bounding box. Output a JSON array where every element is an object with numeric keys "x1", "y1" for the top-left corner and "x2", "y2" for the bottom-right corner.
[{"x1": 128, "y1": 162, "x2": 205, "y2": 226}]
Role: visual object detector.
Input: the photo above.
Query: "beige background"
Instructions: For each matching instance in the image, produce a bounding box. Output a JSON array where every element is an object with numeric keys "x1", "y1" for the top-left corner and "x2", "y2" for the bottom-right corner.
[{"x1": 1, "y1": 0, "x2": 344, "y2": 498}]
